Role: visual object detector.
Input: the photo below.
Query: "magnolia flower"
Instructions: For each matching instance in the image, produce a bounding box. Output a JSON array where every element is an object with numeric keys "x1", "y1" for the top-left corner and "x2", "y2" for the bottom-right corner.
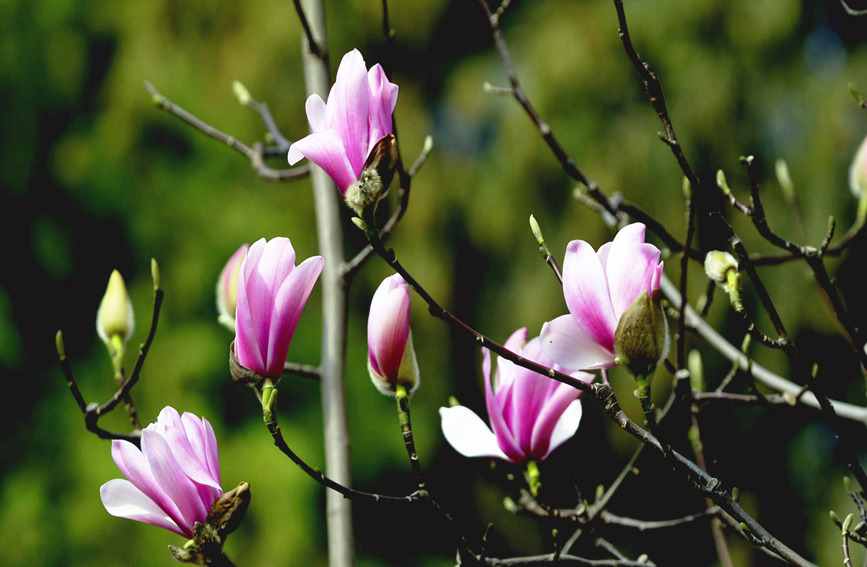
[
  {"x1": 367, "y1": 274, "x2": 419, "y2": 396},
  {"x1": 234, "y1": 237, "x2": 324, "y2": 377},
  {"x1": 440, "y1": 328, "x2": 590, "y2": 464},
  {"x1": 216, "y1": 243, "x2": 249, "y2": 330},
  {"x1": 287, "y1": 49, "x2": 399, "y2": 196},
  {"x1": 100, "y1": 407, "x2": 222, "y2": 538},
  {"x1": 541, "y1": 223, "x2": 664, "y2": 370}
]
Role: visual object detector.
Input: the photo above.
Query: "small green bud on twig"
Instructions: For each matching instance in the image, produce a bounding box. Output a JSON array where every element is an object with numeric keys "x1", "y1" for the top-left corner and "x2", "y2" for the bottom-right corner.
[
  {"x1": 232, "y1": 80, "x2": 251, "y2": 106},
  {"x1": 56, "y1": 330, "x2": 65, "y2": 360},
  {"x1": 844, "y1": 513, "x2": 854, "y2": 532},
  {"x1": 849, "y1": 83, "x2": 865, "y2": 105},
  {"x1": 716, "y1": 170, "x2": 731, "y2": 195},
  {"x1": 151, "y1": 258, "x2": 160, "y2": 292}
]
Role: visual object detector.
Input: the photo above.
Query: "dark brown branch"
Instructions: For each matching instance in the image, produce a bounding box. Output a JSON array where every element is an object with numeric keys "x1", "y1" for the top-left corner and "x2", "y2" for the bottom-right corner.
[{"x1": 292, "y1": 0, "x2": 326, "y2": 59}]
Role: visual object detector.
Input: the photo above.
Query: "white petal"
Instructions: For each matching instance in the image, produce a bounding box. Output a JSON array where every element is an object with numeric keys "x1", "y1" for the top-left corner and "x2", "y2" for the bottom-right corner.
[{"x1": 439, "y1": 406, "x2": 508, "y2": 460}]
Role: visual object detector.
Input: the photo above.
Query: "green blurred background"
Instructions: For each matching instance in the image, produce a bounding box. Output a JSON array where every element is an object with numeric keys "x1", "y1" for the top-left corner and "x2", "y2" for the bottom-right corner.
[{"x1": 4, "y1": 0, "x2": 867, "y2": 565}]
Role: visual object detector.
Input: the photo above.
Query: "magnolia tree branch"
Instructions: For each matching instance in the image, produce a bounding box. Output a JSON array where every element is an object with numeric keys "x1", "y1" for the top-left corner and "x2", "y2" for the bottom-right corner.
[
  {"x1": 296, "y1": 2, "x2": 355, "y2": 566},
  {"x1": 143, "y1": 81, "x2": 308, "y2": 182}
]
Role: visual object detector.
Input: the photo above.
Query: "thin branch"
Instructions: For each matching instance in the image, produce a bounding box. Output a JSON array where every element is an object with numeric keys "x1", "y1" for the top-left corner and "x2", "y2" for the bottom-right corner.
[
  {"x1": 600, "y1": 508, "x2": 719, "y2": 531},
  {"x1": 283, "y1": 362, "x2": 321, "y2": 380},
  {"x1": 292, "y1": 0, "x2": 326, "y2": 59},
  {"x1": 660, "y1": 274, "x2": 867, "y2": 422},
  {"x1": 143, "y1": 81, "x2": 309, "y2": 182}
]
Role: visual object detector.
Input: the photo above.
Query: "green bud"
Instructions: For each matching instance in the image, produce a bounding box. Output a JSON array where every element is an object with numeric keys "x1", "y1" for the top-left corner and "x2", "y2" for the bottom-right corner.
[
  {"x1": 844, "y1": 513, "x2": 854, "y2": 532},
  {"x1": 232, "y1": 80, "x2": 251, "y2": 106},
  {"x1": 503, "y1": 496, "x2": 517, "y2": 513},
  {"x1": 447, "y1": 396, "x2": 460, "y2": 407},
  {"x1": 732, "y1": 487, "x2": 739, "y2": 501},
  {"x1": 682, "y1": 176, "x2": 691, "y2": 200},
  {"x1": 529, "y1": 215, "x2": 544, "y2": 245},
  {"x1": 56, "y1": 330, "x2": 66, "y2": 361},
  {"x1": 704, "y1": 251, "x2": 739, "y2": 286},
  {"x1": 151, "y1": 258, "x2": 160, "y2": 292},
  {"x1": 775, "y1": 159, "x2": 795, "y2": 203},
  {"x1": 96, "y1": 270, "x2": 135, "y2": 355},
  {"x1": 831, "y1": 510, "x2": 842, "y2": 524},
  {"x1": 614, "y1": 291, "x2": 669, "y2": 378},
  {"x1": 687, "y1": 350, "x2": 705, "y2": 392},
  {"x1": 716, "y1": 169, "x2": 731, "y2": 196},
  {"x1": 850, "y1": 83, "x2": 865, "y2": 106}
]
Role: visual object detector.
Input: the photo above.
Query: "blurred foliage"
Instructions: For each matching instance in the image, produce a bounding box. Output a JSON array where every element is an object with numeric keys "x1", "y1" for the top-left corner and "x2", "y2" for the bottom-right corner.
[{"x1": 3, "y1": 0, "x2": 867, "y2": 565}]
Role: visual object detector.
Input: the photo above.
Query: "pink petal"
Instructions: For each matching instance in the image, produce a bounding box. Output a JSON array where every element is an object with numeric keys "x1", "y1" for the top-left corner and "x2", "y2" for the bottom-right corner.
[
  {"x1": 111, "y1": 439, "x2": 186, "y2": 531},
  {"x1": 326, "y1": 49, "x2": 371, "y2": 175},
  {"x1": 367, "y1": 276, "x2": 411, "y2": 383},
  {"x1": 604, "y1": 224, "x2": 661, "y2": 318},
  {"x1": 439, "y1": 406, "x2": 509, "y2": 460},
  {"x1": 507, "y1": 338, "x2": 563, "y2": 452},
  {"x1": 366, "y1": 64, "x2": 399, "y2": 154},
  {"x1": 542, "y1": 399, "x2": 584, "y2": 460},
  {"x1": 265, "y1": 254, "x2": 324, "y2": 376},
  {"x1": 529, "y1": 379, "x2": 582, "y2": 459},
  {"x1": 563, "y1": 239, "x2": 618, "y2": 351},
  {"x1": 100, "y1": 479, "x2": 186, "y2": 537},
  {"x1": 288, "y1": 130, "x2": 358, "y2": 193},
  {"x1": 540, "y1": 314, "x2": 615, "y2": 370},
  {"x1": 483, "y1": 349, "x2": 525, "y2": 462},
  {"x1": 493, "y1": 327, "x2": 527, "y2": 395},
  {"x1": 141, "y1": 429, "x2": 208, "y2": 535}
]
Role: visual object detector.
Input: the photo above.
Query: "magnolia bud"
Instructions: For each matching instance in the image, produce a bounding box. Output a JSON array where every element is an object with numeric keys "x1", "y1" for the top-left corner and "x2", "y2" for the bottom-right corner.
[
  {"x1": 704, "y1": 251, "x2": 739, "y2": 285},
  {"x1": 344, "y1": 134, "x2": 398, "y2": 214},
  {"x1": 368, "y1": 332, "x2": 420, "y2": 397},
  {"x1": 207, "y1": 481, "x2": 251, "y2": 538},
  {"x1": 96, "y1": 270, "x2": 134, "y2": 354},
  {"x1": 216, "y1": 244, "x2": 248, "y2": 330},
  {"x1": 614, "y1": 290, "x2": 669, "y2": 378}
]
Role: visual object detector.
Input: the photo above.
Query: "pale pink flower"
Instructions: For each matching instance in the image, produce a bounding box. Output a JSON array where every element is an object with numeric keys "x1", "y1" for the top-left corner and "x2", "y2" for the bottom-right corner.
[
  {"x1": 287, "y1": 49, "x2": 399, "y2": 194},
  {"x1": 100, "y1": 407, "x2": 222, "y2": 538},
  {"x1": 216, "y1": 243, "x2": 249, "y2": 328},
  {"x1": 367, "y1": 274, "x2": 419, "y2": 396},
  {"x1": 234, "y1": 237, "x2": 324, "y2": 377},
  {"x1": 440, "y1": 328, "x2": 591, "y2": 463},
  {"x1": 540, "y1": 223, "x2": 664, "y2": 370}
]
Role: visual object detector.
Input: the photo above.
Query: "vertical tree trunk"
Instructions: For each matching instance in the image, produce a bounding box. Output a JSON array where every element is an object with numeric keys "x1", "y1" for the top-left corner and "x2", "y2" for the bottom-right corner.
[{"x1": 299, "y1": 2, "x2": 355, "y2": 565}]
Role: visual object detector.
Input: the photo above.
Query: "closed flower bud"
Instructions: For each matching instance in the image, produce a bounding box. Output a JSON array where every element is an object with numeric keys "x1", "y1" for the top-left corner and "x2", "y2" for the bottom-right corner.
[
  {"x1": 216, "y1": 244, "x2": 249, "y2": 330},
  {"x1": 207, "y1": 481, "x2": 250, "y2": 538},
  {"x1": 614, "y1": 290, "x2": 669, "y2": 378},
  {"x1": 96, "y1": 270, "x2": 134, "y2": 353},
  {"x1": 704, "y1": 250, "x2": 739, "y2": 285},
  {"x1": 367, "y1": 274, "x2": 419, "y2": 396}
]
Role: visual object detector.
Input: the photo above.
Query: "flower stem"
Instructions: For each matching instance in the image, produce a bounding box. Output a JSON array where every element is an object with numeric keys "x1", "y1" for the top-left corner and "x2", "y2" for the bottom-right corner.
[{"x1": 395, "y1": 384, "x2": 425, "y2": 491}]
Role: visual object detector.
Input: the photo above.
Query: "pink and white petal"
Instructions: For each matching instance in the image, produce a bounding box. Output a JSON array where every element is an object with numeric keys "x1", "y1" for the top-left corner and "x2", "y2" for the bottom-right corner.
[
  {"x1": 288, "y1": 131, "x2": 359, "y2": 193},
  {"x1": 111, "y1": 440, "x2": 185, "y2": 530},
  {"x1": 562, "y1": 240, "x2": 618, "y2": 350},
  {"x1": 141, "y1": 430, "x2": 208, "y2": 534},
  {"x1": 265, "y1": 255, "x2": 324, "y2": 376},
  {"x1": 507, "y1": 338, "x2": 558, "y2": 451},
  {"x1": 327, "y1": 49, "x2": 372, "y2": 174},
  {"x1": 366, "y1": 64, "x2": 399, "y2": 153},
  {"x1": 494, "y1": 327, "x2": 527, "y2": 394},
  {"x1": 304, "y1": 95, "x2": 327, "y2": 133},
  {"x1": 542, "y1": 399, "x2": 583, "y2": 460},
  {"x1": 540, "y1": 314, "x2": 615, "y2": 370},
  {"x1": 483, "y1": 349, "x2": 524, "y2": 462},
  {"x1": 528, "y1": 382, "x2": 581, "y2": 459},
  {"x1": 606, "y1": 242, "x2": 662, "y2": 319},
  {"x1": 156, "y1": 410, "x2": 221, "y2": 491},
  {"x1": 367, "y1": 283, "x2": 410, "y2": 383},
  {"x1": 100, "y1": 479, "x2": 187, "y2": 537},
  {"x1": 439, "y1": 406, "x2": 509, "y2": 460},
  {"x1": 234, "y1": 271, "x2": 265, "y2": 374}
]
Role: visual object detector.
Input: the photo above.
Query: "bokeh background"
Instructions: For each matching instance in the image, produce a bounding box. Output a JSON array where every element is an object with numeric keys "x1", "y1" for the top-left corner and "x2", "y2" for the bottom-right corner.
[{"x1": 4, "y1": 0, "x2": 867, "y2": 565}]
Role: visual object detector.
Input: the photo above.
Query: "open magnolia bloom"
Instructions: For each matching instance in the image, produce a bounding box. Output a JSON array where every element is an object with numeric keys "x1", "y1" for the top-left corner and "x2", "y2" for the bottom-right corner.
[
  {"x1": 233, "y1": 237, "x2": 324, "y2": 377},
  {"x1": 440, "y1": 328, "x2": 591, "y2": 464},
  {"x1": 99, "y1": 407, "x2": 223, "y2": 538},
  {"x1": 288, "y1": 48, "x2": 399, "y2": 197},
  {"x1": 541, "y1": 222, "x2": 664, "y2": 371}
]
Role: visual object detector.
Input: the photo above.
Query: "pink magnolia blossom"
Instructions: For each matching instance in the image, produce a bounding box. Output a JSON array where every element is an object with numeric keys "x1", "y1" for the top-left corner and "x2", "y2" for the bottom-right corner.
[
  {"x1": 440, "y1": 328, "x2": 591, "y2": 464},
  {"x1": 234, "y1": 237, "x2": 324, "y2": 377},
  {"x1": 216, "y1": 243, "x2": 249, "y2": 328},
  {"x1": 287, "y1": 48, "x2": 399, "y2": 194},
  {"x1": 540, "y1": 223, "x2": 664, "y2": 370},
  {"x1": 367, "y1": 274, "x2": 419, "y2": 396},
  {"x1": 99, "y1": 407, "x2": 222, "y2": 538}
]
